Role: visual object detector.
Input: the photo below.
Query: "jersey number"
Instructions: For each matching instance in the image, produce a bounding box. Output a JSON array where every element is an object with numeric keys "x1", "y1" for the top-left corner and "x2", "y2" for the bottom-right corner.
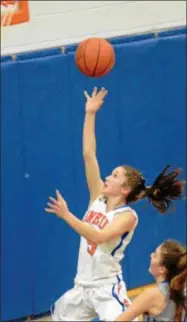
[{"x1": 87, "y1": 239, "x2": 97, "y2": 256}]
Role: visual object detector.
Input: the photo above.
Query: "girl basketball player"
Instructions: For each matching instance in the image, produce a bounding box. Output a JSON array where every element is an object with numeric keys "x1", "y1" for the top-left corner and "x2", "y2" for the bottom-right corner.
[
  {"x1": 45, "y1": 88, "x2": 184, "y2": 321},
  {"x1": 115, "y1": 239, "x2": 187, "y2": 322}
]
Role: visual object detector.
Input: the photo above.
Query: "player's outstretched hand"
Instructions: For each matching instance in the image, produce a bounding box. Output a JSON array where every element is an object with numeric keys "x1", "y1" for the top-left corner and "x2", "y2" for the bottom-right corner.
[{"x1": 84, "y1": 87, "x2": 108, "y2": 114}]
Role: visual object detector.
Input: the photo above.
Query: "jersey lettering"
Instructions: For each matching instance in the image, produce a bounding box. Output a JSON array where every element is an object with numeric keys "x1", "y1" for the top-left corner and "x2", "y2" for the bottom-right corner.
[{"x1": 83, "y1": 210, "x2": 109, "y2": 256}]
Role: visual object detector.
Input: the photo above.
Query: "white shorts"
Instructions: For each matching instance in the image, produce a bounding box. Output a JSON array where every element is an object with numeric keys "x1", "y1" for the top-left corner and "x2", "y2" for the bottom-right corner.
[{"x1": 51, "y1": 279, "x2": 137, "y2": 321}]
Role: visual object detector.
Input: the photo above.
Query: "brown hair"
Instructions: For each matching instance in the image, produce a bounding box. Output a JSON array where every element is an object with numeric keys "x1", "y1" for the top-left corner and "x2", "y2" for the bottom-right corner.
[
  {"x1": 122, "y1": 165, "x2": 184, "y2": 213},
  {"x1": 160, "y1": 239, "x2": 187, "y2": 322}
]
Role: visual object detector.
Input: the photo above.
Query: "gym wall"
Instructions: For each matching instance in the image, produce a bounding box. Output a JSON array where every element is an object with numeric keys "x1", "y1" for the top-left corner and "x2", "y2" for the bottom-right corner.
[
  {"x1": 2, "y1": 1, "x2": 186, "y2": 55},
  {"x1": 1, "y1": 1, "x2": 186, "y2": 321}
]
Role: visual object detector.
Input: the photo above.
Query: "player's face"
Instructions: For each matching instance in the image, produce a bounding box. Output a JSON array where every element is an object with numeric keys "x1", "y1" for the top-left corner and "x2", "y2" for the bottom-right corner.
[
  {"x1": 149, "y1": 246, "x2": 167, "y2": 278},
  {"x1": 103, "y1": 166, "x2": 131, "y2": 197}
]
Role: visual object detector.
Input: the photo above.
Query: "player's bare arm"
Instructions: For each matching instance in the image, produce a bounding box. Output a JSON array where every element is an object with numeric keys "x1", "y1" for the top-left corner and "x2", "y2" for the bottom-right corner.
[
  {"x1": 83, "y1": 87, "x2": 107, "y2": 203},
  {"x1": 115, "y1": 288, "x2": 160, "y2": 321},
  {"x1": 45, "y1": 190, "x2": 136, "y2": 244}
]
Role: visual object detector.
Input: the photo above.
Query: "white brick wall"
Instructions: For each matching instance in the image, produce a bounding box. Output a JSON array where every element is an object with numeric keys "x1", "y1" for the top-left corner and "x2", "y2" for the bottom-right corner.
[{"x1": 1, "y1": 1, "x2": 186, "y2": 56}]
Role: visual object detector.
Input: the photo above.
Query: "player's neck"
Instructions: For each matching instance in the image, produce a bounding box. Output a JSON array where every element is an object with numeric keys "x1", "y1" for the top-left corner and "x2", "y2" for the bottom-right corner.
[
  {"x1": 155, "y1": 276, "x2": 167, "y2": 285},
  {"x1": 105, "y1": 196, "x2": 127, "y2": 212}
]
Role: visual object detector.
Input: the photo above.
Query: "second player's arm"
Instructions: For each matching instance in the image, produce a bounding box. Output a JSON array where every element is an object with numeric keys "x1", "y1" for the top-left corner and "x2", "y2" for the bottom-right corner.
[{"x1": 115, "y1": 288, "x2": 161, "y2": 321}]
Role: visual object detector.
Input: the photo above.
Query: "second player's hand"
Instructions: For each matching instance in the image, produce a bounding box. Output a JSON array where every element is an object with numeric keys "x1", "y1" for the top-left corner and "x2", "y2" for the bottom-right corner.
[{"x1": 84, "y1": 87, "x2": 108, "y2": 113}]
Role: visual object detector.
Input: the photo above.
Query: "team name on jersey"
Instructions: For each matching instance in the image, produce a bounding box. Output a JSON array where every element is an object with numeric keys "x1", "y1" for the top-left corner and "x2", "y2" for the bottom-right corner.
[{"x1": 83, "y1": 211, "x2": 109, "y2": 229}]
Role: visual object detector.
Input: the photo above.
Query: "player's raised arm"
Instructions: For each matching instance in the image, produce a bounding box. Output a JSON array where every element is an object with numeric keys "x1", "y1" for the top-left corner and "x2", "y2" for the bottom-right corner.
[{"x1": 83, "y1": 87, "x2": 107, "y2": 203}]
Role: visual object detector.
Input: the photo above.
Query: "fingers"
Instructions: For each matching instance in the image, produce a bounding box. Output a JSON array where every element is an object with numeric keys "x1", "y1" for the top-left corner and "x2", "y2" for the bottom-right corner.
[
  {"x1": 92, "y1": 87, "x2": 97, "y2": 97},
  {"x1": 56, "y1": 190, "x2": 67, "y2": 208},
  {"x1": 44, "y1": 189, "x2": 60, "y2": 215},
  {"x1": 45, "y1": 202, "x2": 60, "y2": 212},
  {"x1": 45, "y1": 190, "x2": 65, "y2": 213},
  {"x1": 56, "y1": 189, "x2": 64, "y2": 202},
  {"x1": 84, "y1": 91, "x2": 90, "y2": 100},
  {"x1": 84, "y1": 87, "x2": 108, "y2": 100},
  {"x1": 46, "y1": 197, "x2": 60, "y2": 209},
  {"x1": 47, "y1": 190, "x2": 65, "y2": 206},
  {"x1": 48, "y1": 196, "x2": 63, "y2": 207},
  {"x1": 45, "y1": 198, "x2": 61, "y2": 214},
  {"x1": 45, "y1": 207, "x2": 59, "y2": 213},
  {"x1": 49, "y1": 196, "x2": 57, "y2": 204},
  {"x1": 98, "y1": 87, "x2": 108, "y2": 99},
  {"x1": 47, "y1": 201, "x2": 57, "y2": 208}
]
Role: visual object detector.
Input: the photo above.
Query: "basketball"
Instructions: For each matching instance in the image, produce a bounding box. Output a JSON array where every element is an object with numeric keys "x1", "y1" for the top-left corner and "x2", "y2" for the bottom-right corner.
[{"x1": 75, "y1": 38, "x2": 115, "y2": 77}]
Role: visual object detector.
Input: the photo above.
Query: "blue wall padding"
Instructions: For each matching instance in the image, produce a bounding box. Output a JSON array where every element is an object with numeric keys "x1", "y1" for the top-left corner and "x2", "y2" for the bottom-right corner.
[
  {"x1": 1, "y1": 62, "x2": 33, "y2": 320},
  {"x1": 1, "y1": 28, "x2": 186, "y2": 320}
]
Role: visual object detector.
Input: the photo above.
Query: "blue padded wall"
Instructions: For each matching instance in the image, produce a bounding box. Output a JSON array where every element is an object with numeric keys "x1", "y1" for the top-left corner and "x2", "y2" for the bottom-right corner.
[{"x1": 1, "y1": 28, "x2": 186, "y2": 320}]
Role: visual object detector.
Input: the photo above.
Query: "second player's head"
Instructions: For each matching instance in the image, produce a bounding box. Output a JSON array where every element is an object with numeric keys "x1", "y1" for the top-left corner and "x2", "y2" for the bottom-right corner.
[{"x1": 149, "y1": 239, "x2": 186, "y2": 321}]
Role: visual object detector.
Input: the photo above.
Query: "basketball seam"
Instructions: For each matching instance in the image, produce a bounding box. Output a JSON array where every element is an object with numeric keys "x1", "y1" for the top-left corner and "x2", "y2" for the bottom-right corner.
[
  {"x1": 79, "y1": 42, "x2": 86, "y2": 73},
  {"x1": 83, "y1": 40, "x2": 93, "y2": 76},
  {"x1": 91, "y1": 39, "x2": 101, "y2": 77},
  {"x1": 80, "y1": 42, "x2": 87, "y2": 74},
  {"x1": 98, "y1": 50, "x2": 114, "y2": 77}
]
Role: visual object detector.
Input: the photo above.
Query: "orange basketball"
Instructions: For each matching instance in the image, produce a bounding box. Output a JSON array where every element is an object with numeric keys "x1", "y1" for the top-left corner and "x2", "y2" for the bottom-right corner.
[{"x1": 75, "y1": 38, "x2": 115, "y2": 77}]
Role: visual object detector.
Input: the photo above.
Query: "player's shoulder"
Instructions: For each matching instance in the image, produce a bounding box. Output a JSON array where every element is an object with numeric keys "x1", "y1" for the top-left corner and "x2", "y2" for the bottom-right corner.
[
  {"x1": 114, "y1": 205, "x2": 138, "y2": 223},
  {"x1": 111, "y1": 210, "x2": 137, "y2": 232},
  {"x1": 145, "y1": 286, "x2": 161, "y2": 296},
  {"x1": 141, "y1": 286, "x2": 161, "y2": 302},
  {"x1": 88, "y1": 195, "x2": 107, "y2": 208}
]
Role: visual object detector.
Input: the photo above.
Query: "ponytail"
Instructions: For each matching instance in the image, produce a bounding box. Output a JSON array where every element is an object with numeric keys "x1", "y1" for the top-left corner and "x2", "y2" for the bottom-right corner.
[
  {"x1": 123, "y1": 165, "x2": 184, "y2": 213},
  {"x1": 141, "y1": 165, "x2": 184, "y2": 213},
  {"x1": 161, "y1": 241, "x2": 187, "y2": 322},
  {"x1": 171, "y1": 269, "x2": 187, "y2": 321}
]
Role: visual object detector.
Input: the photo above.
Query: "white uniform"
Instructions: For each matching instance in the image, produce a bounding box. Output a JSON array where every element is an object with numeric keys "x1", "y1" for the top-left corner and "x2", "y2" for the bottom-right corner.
[{"x1": 51, "y1": 197, "x2": 138, "y2": 321}]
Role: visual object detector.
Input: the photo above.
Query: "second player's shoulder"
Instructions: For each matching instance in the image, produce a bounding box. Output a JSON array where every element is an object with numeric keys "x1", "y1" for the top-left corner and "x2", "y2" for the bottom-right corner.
[
  {"x1": 142, "y1": 285, "x2": 167, "y2": 308},
  {"x1": 134, "y1": 286, "x2": 162, "y2": 306},
  {"x1": 144, "y1": 286, "x2": 162, "y2": 298}
]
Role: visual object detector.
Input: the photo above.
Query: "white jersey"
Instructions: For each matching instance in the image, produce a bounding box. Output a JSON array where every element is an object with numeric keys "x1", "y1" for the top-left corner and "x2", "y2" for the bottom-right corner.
[{"x1": 74, "y1": 197, "x2": 138, "y2": 287}]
